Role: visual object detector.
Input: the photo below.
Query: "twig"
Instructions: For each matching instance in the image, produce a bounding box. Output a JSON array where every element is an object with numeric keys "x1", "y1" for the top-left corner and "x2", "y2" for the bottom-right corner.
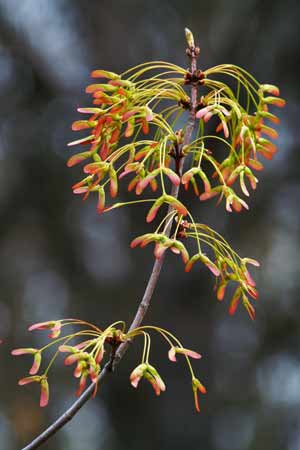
[{"x1": 21, "y1": 30, "x2": 199, "y2": 450}]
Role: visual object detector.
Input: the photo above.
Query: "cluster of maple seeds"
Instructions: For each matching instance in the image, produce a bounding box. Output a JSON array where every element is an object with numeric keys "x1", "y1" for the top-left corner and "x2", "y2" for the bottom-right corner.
[
  {"x1": 66, "y1": 63, "x2": 284, "y2": 321},
  {"x1": 131, "y1": 221, "x2": 260, "y2": 320},
  {"x1": 192, "y1": 82, "x2": 285, "y2": 212},
  {"x1": 67, "y1": 66, "x2": 284, "y2": 215},
  {"x1": 12, "y1": 320, "x2": 206, "y2": 411}
]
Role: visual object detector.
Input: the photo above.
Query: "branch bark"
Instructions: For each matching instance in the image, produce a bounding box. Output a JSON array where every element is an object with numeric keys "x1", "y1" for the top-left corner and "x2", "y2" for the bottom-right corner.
[{"x1": 21, "y1": 38, "x2": 199, "y2": 450}]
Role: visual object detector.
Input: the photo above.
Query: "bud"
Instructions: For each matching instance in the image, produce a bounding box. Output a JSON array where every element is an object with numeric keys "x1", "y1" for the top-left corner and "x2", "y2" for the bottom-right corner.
[{"x1": 185, "y1": 27, "x2": 195, "y2": 49}]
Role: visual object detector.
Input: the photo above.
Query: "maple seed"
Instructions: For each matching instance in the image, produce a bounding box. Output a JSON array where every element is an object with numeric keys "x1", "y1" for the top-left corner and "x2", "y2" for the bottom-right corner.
[
  {"x1": 192, "y1": 377, "x2": 207, "y2": 413},
  {"x1": 168, "y1": 347, "x2": 201, "y2": 362}
]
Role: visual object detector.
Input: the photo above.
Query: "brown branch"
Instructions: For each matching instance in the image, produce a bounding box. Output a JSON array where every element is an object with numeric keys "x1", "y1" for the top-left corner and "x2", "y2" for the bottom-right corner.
[{"x1": 21, "y1": 33, "x2": 199, "y2": 450}]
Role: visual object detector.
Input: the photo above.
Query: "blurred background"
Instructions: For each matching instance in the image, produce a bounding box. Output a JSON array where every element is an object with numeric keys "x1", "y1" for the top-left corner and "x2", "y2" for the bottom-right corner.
[{"x1": 0, "y1": 0, "x2": 299, "y2": 449}]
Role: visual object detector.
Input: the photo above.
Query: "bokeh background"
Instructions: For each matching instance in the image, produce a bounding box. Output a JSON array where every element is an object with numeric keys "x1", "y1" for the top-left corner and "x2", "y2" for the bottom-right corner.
[{"x1": 0, "y1": 0, "x2": 299, "y2": 449}]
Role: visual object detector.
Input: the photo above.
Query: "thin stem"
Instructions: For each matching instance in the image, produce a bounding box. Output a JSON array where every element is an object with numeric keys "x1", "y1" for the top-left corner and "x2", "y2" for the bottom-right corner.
[{"x1": 21, "y1": 34, "x2": 199, "y2": 450}]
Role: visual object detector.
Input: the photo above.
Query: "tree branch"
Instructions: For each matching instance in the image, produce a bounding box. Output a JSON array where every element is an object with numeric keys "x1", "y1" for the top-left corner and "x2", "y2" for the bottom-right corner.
[{"x1": 21, "y1": 33, "x2": 199, "y2": 450}]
